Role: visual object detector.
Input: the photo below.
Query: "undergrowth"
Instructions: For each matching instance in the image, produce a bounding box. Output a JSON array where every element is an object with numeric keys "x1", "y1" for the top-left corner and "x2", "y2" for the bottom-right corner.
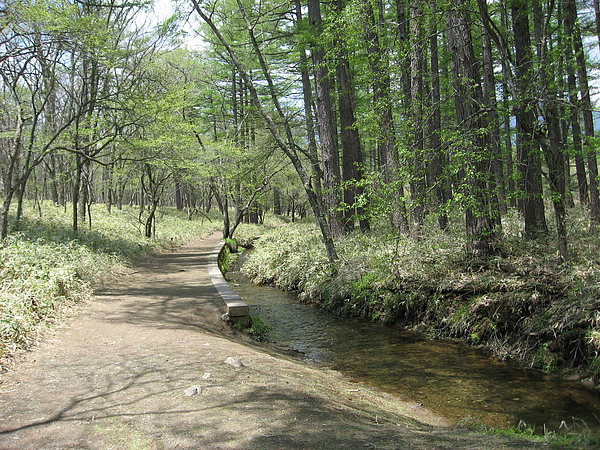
[
  {"x1": 458, "y1": 415, "x2": 600, "y2": 448},
  {"x1": 234, "y1": 314, "x2": 271, "y2": 341},
  {"x1": 242, "y1": 208, "x2": 600, "y2": 383},
  {"x1": 0, "y1": 201, "x2": 221, "y2": 366}
]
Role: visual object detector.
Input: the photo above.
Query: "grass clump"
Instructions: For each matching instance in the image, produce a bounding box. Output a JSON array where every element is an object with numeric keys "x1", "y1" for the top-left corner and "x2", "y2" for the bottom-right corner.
[
  {"x1": 218, "y1": 239, "x2": 238, "y2": 274},
  {"x1": 1, "y1": 201, "x2": 221, "y2": 366},
  {"x1": 232, "y1": 217, "x2": 286, "y2": 248},
  {"x1": 242, "y1": 224, "x2": 328, "y2": 291},
  {"x1": 232, "y1": 315, "x2": 271, "y2": 341},
  {"x1": 14, "y1": 203, "x2": 220, "y2": 259},
  {"x1": 0, "y1": 236, "x2": 97, "y2": 357},
  {"x1": 457, "y1": 415, "x2": 600, "y2": 448}
]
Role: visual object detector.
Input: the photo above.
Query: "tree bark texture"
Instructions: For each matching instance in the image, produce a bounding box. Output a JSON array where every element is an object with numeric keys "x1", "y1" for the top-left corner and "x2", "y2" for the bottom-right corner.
[
  {"x1": 511, "y1": 0, "x2": 548, "y2": 238},
  {"x1": 445, "y1": 1, "x2": 498, "y2": 257},
  {"x1": 307, "y1": 0, "x2": 345, "y2": 239}
]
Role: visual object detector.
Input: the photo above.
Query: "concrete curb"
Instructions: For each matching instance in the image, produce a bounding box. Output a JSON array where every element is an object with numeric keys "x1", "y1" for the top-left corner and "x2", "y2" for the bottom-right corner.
[{"x1": 208, "y1": 241, "x2": 250, "y2": 326}]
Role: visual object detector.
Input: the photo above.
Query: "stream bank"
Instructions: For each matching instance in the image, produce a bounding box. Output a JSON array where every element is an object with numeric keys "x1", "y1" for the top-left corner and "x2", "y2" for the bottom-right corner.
[
  {"x1": 227, "y1": 248, "x2": 600, "y2": 441},
  {"x1": 227, "y1": 222, "x2": 600, "y2": 443},
  {"x1": 236, "y1": 223, "x2": 600, "y2": 387}
]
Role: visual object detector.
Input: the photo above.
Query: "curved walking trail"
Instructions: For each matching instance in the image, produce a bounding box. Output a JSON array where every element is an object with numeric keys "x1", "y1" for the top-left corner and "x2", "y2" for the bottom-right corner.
[{"x1": 0, "y1": 232, "x2": 534, "y2": 449}]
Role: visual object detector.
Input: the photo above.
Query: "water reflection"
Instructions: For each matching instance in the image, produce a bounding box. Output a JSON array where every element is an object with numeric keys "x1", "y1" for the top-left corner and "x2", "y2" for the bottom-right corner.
[{"x1": 228, "y1": 258, "x2": 600, "y2": 434}]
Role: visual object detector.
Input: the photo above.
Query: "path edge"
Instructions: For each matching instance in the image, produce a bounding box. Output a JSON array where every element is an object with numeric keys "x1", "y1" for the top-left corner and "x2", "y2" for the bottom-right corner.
[{"x1": 208, "y1": 241, "x2": 250, "y2": 326}]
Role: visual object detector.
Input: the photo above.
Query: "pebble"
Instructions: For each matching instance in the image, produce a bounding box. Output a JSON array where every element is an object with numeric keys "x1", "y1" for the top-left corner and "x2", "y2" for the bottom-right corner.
[
  {"x1": 224, "y1": 356, "x2": 244, "y2": 368},
  {"x1": 184, "y1": 385, "x2": 202, "y2": 396}
]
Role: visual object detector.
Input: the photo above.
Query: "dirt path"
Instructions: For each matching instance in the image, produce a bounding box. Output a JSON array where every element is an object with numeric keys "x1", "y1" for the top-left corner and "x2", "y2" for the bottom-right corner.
[{"x1": 0, "y1": 232, "x2": 536, "y2": 449}]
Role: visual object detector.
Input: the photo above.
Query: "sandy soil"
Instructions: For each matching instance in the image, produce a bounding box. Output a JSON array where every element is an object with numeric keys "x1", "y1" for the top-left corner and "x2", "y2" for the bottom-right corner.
[{"x1": 0, "y1": 232, "x2": 537, "y2": 449}]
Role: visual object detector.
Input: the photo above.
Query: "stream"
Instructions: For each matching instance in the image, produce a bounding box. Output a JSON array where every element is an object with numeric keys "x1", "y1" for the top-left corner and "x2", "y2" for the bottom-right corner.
[{"x1": 228, "y1": 254, "x2": 600, "y2": 435}]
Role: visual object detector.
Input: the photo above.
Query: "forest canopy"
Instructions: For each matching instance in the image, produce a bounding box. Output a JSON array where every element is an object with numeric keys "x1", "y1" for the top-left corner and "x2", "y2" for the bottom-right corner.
[{"x1": 2, "y1": 0, "x2": 600, "y2": 263}]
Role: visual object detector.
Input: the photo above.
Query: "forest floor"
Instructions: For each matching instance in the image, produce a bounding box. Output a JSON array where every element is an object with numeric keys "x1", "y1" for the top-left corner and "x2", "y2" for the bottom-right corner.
[{"x1": 0, "y1": 231, "x2": 539, "y2": 449}]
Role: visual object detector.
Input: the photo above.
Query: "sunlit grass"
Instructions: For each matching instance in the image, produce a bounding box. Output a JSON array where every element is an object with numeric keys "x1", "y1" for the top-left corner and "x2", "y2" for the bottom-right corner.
[
  {"x1": 457, "y1": 415, "x2": 600, "y2": 448},
  {"x1": 0, "y1": 201, "x2": 222, "y2": 365}
]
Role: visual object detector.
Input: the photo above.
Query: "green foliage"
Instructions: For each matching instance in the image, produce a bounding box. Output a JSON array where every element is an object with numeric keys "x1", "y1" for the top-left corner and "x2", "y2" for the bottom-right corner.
[
  {"x1": 0, "y1": 236, "x2": 95, "y2": 355},
  {"x1": 0, "y1": 201, "x2": 221, "y2": 363},
  {"x1": 14, "y1": 203, "x2": 219, "y2": 258},
  {"x1": 242, "y1": 224, "x2": 329, "y2": 291},
  {"x1": 234, "y1": 222, "x2": 278, "y2": 248},
  {"x1": 588, "y1": 354, "x2": 600, "y2": 382},
  {"x1": 533, "y1": 343, "x2": 561, "y2": 374},
  {"x1": 248, "y1": 315, "x2": 271, "y2": 341},
  {"x1": 219, "y1": 239, "x2": 238, "y2": 274},
  {"x1": 458, "y1": 415, "x2": 600, "y2": 448},
  {"x1": 501, "y1": 419, "x2": 600, "y2": 448},
  {"x1": 233, "y1": 315, "x2": 271, "y2": 341},
  {"x1": 243, "y1": 222, "x2": 459, "y2": 323}
]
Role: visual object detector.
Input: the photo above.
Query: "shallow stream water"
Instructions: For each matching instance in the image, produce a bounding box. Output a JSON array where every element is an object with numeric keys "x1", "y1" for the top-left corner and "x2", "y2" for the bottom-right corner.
[{"x1": 228, "y1": 254, "x2": 600, "y2": 435}]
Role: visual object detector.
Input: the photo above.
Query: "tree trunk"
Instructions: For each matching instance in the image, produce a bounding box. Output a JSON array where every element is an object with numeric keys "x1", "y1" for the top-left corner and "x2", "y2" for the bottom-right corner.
[
  {"x1": 308, "y1": 0, "x2": 345, "y2": 239},
  {"x1": 565, "y1": 0, "x2": 600, "y2": 230},
  {"x1": 428, "y1": 0, "x2": 450, "y2": 230},
  {"x1": 363, "y1": 0, "x2": 408, "y2": 232},
  {"x1": 72, "y1": 156, "x2": 83, "y2": 234},
  {"x1": 103, "y1": 161, "x2": 112, "y2": 213},
  {"x1": 479, "y1": 0, "x2": 506, "y2": 220},
  {"x1": 337, "y1": 55, "x2": 368, "y2": 232},
  {"x1": 294, "y1": 0, "x2": 323, "y2": 199},
  {"x1": 210, "y1": 178, "x2": 230, "y2": 239},
  {"x1": 541, "y1": 108, "x2": 568, "y2": 260},
  {"x1": 174, "y1": 176, "x2": 184, "y2": 210},
  {"x1": 79, "y1": 160, "x2": 90, "y2": 227},
  {"x1": 446, "y1": 0, "x2": 498, "y2": 257},
  {"x1": 334, "y1": 0, "x2": 368, "y2": 232},
  {"x1": 273, "y1": 187, "x2": 281, "y2": 215},
  {"x1": 145, "y1": 203, "x2": 157, "y2": 238},
  {"x1": 499, "y1": 6, "x2": 516, "y2": 209},
  {"x1": 564, "y1": 30, "x2": 588, "y2": 206},
  {"x1": 532, "y1": 1, "x2": 568, "y2": 261},
  {"x1": 511, "y1": 0, "x2": 548, "y2": 238},
  {"x1": 594, "y1": 0, "x2": 600, "y2": 55},
  {"x1": 194, "y1": 0, "x2": 338, "y2": 262},
  {"x1": 408, "y1": 0, "x2": 426, "y2": 234},
  {"x1": 0, "y1": 196, "x2": 12, "y2": 240}
]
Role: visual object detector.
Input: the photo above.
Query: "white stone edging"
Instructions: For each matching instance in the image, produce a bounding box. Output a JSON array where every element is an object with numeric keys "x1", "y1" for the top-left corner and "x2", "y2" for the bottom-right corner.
[{"x1": 208, "y1": 241, "x2": 249, "y2": 322}]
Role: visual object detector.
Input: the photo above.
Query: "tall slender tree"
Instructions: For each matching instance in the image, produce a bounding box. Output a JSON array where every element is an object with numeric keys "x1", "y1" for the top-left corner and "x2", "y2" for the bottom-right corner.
[
  {"x1": 532, "y1": 1, "x2": 568, "y2": 260},
  {"x1": 307, "y1": 0, "x2": 344, "y2": 238},
  {"x1": 360, "y1": 0, "x2": 408, "y2": 231},
  {"x1": 408, "y1": 0, "x2": 426, "y2": 233},
  {"x1": 333, "y1": 0, "x2": 369, "y2": 232},
  {"x1": 564, "y1": 0, "x2": 600, "y2": 230},
  {"x1": 428, "y1": 0, "x2": 450, "y2": 230},
  {"x1": 192, "y1": 0, "x2": 339, "y2": 261},
  {"x1": 445, "y1": 0, "x2": 498, "y2": 256},
  {"x1": 511, "y1": 0, "x2": 548, "y2": 239}
]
